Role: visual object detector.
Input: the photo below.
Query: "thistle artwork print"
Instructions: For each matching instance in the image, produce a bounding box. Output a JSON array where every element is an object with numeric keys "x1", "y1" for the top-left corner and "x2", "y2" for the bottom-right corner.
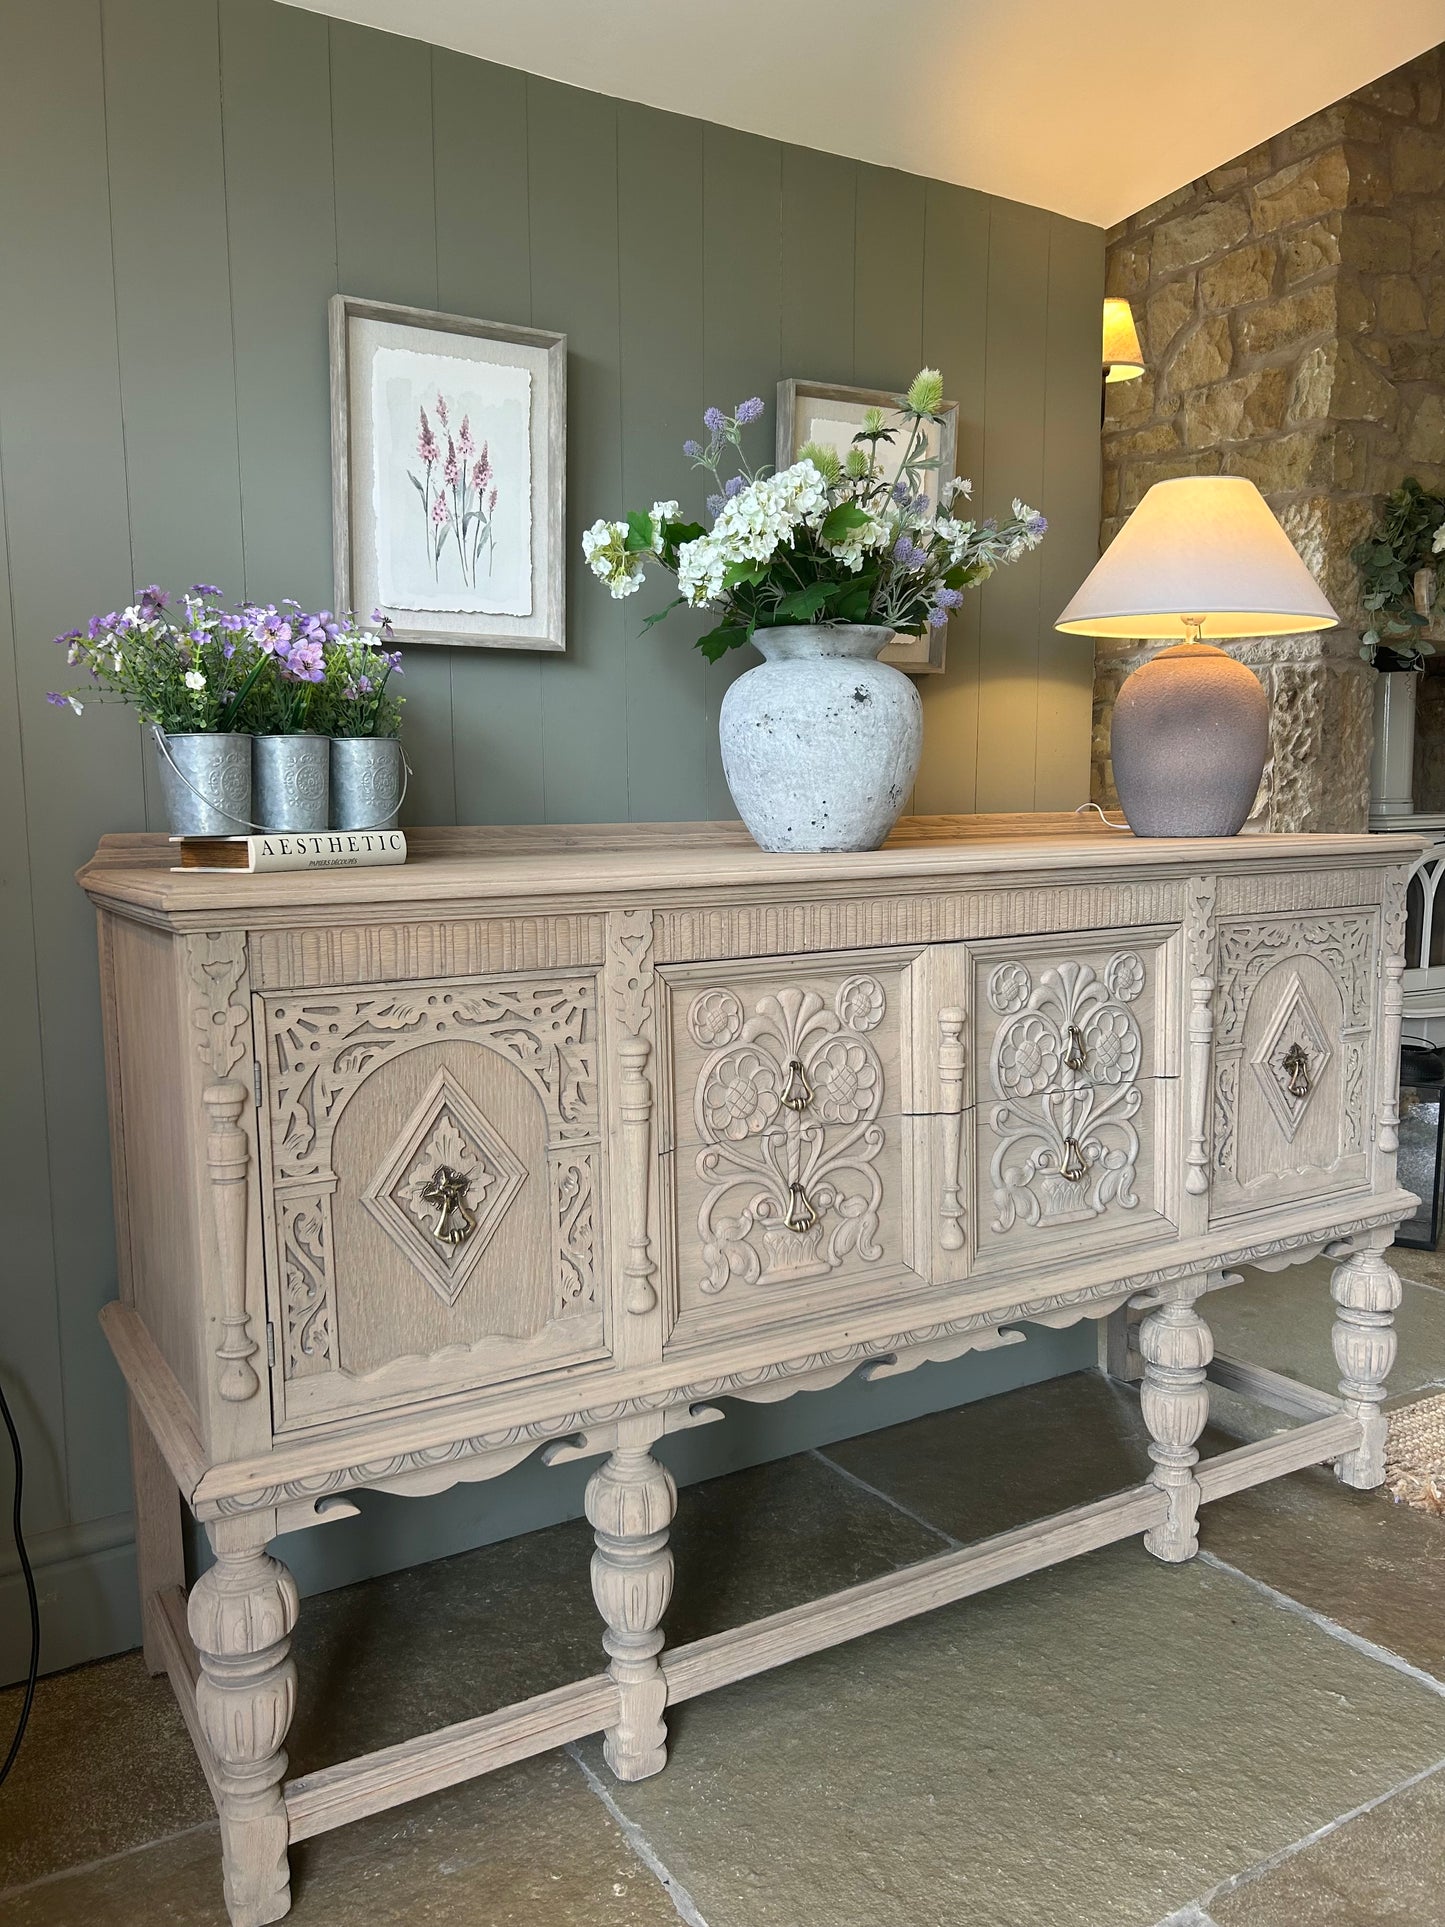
[{"x1": 371, "y1": 347, "x2": 533, "y2": 618}]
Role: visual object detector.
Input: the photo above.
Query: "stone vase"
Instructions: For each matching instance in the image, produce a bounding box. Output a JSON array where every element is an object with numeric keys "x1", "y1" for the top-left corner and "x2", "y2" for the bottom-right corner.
[
  {"x1": 718, "y1": 624, "x2": 922, "y2": 853},
  {"x1": 253, "y1": 733, "x2": 330, "y2": 832},
  {"x1": 1369, "y1": 669, "x2": 1419, "y2": 828}
]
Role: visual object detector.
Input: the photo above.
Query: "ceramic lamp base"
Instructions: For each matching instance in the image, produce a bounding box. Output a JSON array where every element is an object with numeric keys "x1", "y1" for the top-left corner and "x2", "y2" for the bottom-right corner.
[{"x1": 1110, "y1": 642, "x2": 1269, "y2": 837}]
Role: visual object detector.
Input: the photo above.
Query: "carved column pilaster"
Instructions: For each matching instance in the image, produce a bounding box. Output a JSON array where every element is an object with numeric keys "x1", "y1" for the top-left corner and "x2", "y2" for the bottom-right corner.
[
  {"x1": 609, "y1": 910, "x2": 658, "y2": 1318},
  {"x1": 1184, "y1": 876, "x2": 1216, "y2": 1199},
  {"x1": 1331, "y1": 1239, "x2": 1401, "y2": 1489},
  {"x1": 1138, "y1": 1277, "x2": 1214, "y2": 1562},
  {"x1": 937, "y1": 1006, "x2": 966, "y2": 1252},
  {"x1": 1378, "y1": 871, "x2": 1408, "y2": 1155},
  {"x1": 188, "y1": 1523, "x2": 298, "y2": 1927},
  {"x1": 585, "y1": 1440, "x2": 676, "y2": 1781},
  {"x1": 206, "y1": 1081, "x2": 261, "y2": 1402}
]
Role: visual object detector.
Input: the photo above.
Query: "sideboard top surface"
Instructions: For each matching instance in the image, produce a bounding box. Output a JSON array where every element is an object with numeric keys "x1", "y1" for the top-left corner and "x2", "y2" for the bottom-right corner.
[{"x1": 78, "y1": 813, "x2": 1425, "y2": 923}]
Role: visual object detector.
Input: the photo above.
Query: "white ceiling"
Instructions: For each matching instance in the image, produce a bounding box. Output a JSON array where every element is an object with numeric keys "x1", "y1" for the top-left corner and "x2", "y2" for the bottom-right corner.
[{"x1": 286, "y1": 0, "x2": 1445, "y2": 227}]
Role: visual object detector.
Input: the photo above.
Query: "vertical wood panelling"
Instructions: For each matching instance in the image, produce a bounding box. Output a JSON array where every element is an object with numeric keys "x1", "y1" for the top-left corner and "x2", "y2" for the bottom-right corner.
[
  {"x1": 219, "y1": 0, "x2": 337, "y2": 612},
  {"x1": 781, "y1": 147, "x2": 857, "y2": 386},
  {"x1": 527, "y1": 77, "x2": 629, "y2": 824},
  {"x1": 853, "y1": 167, "x2": 926, "y2": 391},
  {"x1": 0, "y1": 0, "x2": 142, "y2": 1535},
  {"x1": 104, "y1": 0, "x2": 244, "y2": 599},
  {"x1": 328, "y1": 18, "x2": 455, "y2": 826},
  {"x1": 618, "y1": 105, "x2": 708, "y2": 822},
  {"x1": 0, "y1": 429, "x2": 68, "y2": 1541},
  {"x1": 0, "y1": 0, "x2": 1104, "y2": 1680},
  {"x1": 916, "y1": 182, "x2": 992, "y2": 813},
  {"x1": 1036, "y1": 214, "x2": 1104, "y2": 810},
  {"x1": 975, "y1": 198, "x2": 1052, "y2": 812},
  {"x1": 700, "y1": 125, "x2": 783, "y2": 820},
  {"x1": 431, "y1": 49, "x2": 545, "y2": 826}
]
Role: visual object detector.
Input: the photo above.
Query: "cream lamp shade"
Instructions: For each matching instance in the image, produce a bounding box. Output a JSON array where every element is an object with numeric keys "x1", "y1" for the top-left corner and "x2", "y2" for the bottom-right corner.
[
  {"x1": 1102, "y1": 297, "x2": 1145, "y2": 383},
  {"x1": 1055, "y1": 475, "x2": 1338, "y2": 640}
]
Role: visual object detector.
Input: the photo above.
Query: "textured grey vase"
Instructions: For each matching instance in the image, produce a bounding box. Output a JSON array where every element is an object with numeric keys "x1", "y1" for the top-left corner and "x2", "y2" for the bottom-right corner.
[
  {"x1": 253, "y1": 733, "x2": 330, "y2": 832},
  {"x1": 1111, "y1": 642, "x2": 1269, "y2": 837},
  {"x1": 153, "y1": 729, "x2": 253, "y2": 835},
  {"x1": 331, "y1": 737, "x2": 404, "y2": 830},
  {"x1": 719, "y1": 624, "x2": 922, "y2": 853}
]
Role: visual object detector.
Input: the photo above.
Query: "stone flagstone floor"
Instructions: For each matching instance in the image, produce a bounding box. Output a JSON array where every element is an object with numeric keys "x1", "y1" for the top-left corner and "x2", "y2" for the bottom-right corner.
[{"x1": 2, "y1": 1253, "x2": 1444, "y2": 1926}]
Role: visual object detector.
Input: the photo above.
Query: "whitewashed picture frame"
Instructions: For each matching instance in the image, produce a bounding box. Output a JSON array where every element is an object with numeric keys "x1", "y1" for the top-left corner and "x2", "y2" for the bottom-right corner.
[
  {"x1": 331, "y1": 295, "x2": 566, "y2": 651},
  {"x1": 777, "y1": 378, "x2": 960, "y2": 674}
]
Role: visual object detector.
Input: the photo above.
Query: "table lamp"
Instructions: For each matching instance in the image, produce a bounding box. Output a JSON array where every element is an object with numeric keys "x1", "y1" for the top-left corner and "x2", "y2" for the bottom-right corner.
[{"x1": 1055, "y1": 476, "x2": 1338, "y2": 836}]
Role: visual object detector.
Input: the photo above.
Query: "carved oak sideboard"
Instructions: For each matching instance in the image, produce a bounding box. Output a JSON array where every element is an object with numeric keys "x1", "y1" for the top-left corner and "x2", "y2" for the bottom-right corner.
[{"x1": 79, "y1": 816, "x2": 1420, "y2": 1927}]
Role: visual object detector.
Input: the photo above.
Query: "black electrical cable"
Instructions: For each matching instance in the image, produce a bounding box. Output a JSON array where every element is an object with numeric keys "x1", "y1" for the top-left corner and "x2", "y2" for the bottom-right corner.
[{"x1": 0, "y1": 1378, "x2": 38, "y2": 1787}]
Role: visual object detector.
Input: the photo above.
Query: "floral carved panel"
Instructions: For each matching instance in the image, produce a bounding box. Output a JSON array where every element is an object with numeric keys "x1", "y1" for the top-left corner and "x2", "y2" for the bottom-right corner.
[
  {"x1": 984, "y1": 953, "x2": 1147, "y2": 1235},
  {"x1": 688, "y1": 978, "x2": 889, "y2": 1295}
]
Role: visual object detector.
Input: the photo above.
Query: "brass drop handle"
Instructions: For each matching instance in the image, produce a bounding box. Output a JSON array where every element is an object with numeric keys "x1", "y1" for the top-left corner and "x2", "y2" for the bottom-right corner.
[
  {"x1": 1062, "y1": 1024, "x2": 1088, "y2": 1074},
  {"x1": 1282, "y1": 1041, "x2": 1311, "y2": 1100},
  {"x1": 420, "y1": 1164, "x2": 476, "y2": 1246},
  {"x1": 784, "y1": 1181, "x2": 818, "y2": 1233},
  {"x1": 1059, "y1": 1136, "x2": 1089, "y2": 1184},
  {"x1": 780, "y1": 1057, "x2": 813, "y2": 1112}
]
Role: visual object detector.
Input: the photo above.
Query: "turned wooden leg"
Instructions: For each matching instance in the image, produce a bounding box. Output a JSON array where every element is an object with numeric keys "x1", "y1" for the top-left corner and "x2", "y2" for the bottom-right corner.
[
  {"x1": 1332, "y1": 1238, "x2": 1402, "y2": 1489},
  {"x1": 585, "y1": 1437, "x2": 676, "y2": 1782},
  {"x1": 188, "y1": 1520, "x2": 298, "y2": 1927},
  {"x1": 128, "y1": 1393, "x2": 184, "y2": 1676},
  {"x1": 1139, "y1": 1281, "x2": 1213, "y2": 1563}
]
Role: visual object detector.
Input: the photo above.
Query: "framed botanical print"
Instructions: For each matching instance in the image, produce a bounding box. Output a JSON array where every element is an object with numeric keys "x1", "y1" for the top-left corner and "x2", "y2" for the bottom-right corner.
[
  {"x1": 331, "y1": 295, "x2": 567, "y2": 651},
  {"x1": 777, "y1": 377, "x2": 960, "y2": 674}
]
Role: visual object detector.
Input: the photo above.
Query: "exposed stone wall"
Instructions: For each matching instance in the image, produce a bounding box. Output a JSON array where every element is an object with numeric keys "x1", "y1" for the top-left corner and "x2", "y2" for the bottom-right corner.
[{"x1": 1094, "y1": 46, "x2": 1445, "y2": 830}]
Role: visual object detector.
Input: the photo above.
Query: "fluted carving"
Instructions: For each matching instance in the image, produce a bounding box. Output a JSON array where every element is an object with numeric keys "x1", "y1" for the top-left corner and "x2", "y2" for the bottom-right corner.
[
  {"x1": 585, "y1": 1446, "x2": 676, "y2": 1780},
  {"x1": 188, "y1": 1538, "x2": 299, "y2": 1926},
  {"x1": 205, "y1": 1080, "x2": 260, "y2": 1403},
  {"x1": 937, "y1": 1006, "x2": 966, "y2": 1251}
]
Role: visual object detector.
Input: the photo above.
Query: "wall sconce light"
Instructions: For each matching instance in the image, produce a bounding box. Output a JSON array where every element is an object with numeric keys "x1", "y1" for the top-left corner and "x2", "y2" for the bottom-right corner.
[{"x1": 1102, "y1": 298, "x2": 1145, "y2": 384}]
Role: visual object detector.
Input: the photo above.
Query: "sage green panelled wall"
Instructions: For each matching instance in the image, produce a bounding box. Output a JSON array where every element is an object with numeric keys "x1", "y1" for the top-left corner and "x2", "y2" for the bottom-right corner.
[{"x1": 0, "y1": 0, "x2": 1103, "y2": 1680}]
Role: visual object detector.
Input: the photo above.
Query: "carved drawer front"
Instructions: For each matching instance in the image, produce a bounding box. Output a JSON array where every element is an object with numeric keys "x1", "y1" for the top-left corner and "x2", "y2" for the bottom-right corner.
[
  {"x1": 1210, "y1": 911, "x2": 1375, "y2": 1219},
  {"x1": 255, "y1": 975, "x2": 606, "y2": 1432},
  {"x1": 658, "y1": 954, "x2": 929, "y2": 1349},
  {"x1": 969, "y1": 933, "x2": 1179, "y2": 1272}
]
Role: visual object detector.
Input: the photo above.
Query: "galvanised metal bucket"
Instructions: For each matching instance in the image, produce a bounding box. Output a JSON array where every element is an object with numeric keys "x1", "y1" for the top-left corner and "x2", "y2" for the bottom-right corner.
[
  {"x1": 253, "y1": 733, "x2": 330, "y2": 832},
  {"x1": 152, "y1": 728, "x2": 253, "y2": 836},
  {"x1": 330, "y1": 737, "x2": 405, "y2": 831}
]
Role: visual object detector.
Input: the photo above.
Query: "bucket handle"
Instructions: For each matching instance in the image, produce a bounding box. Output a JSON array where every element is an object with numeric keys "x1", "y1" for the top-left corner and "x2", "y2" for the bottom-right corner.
[{"x1": 151, "y1": 726, "x2": 411, "y2": 835}]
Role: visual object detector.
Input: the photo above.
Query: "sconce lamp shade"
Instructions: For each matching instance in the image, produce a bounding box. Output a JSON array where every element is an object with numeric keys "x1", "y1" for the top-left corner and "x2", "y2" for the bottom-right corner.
[
  {"x1": 1102, "y1": 297, "x2": 1145, "y2": 382},
  {"x1": 1054, "y1": 476, "x2": 1338, "y2": 838},
  {"x1": 1055, "y1": 476, "x2": 1338, "y2": 640}
]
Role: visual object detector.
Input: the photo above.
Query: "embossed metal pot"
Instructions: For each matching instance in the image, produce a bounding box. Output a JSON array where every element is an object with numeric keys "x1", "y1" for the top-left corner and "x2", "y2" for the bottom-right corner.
[
  {"x1": 331, "y1": 736, "x2": 404, "y2": 831},
  {"x1": 152, "y1": 728, "x2": 253, "y2": 836},
  {"x1": 253, "y1": 732, "x2": 329, "y2": 832},
  {"x1": 719, "y1": 624, "x2": 922, "y2": 854}
]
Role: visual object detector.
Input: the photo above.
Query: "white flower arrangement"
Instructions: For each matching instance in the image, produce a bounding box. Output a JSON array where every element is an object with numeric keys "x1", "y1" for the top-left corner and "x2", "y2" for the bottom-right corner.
[{"x1": 583, "y1": 372, "x2": 1047, "y2": 661}]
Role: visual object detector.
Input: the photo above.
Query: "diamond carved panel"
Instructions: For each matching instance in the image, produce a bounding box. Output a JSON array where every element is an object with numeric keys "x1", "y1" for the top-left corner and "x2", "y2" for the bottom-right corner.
[
  {"x1": 362, "y1": 1067, "x2": 528, "y2": 1307},
  {"x1": 1251, "y1": 971, "x2": 1333, "y2": 1144}
]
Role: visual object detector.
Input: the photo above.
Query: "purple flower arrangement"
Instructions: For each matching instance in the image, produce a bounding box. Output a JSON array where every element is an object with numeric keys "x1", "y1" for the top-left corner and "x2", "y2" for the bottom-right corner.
[{"x1": 48, "y1": 587, "x2": 403, "y2": 739}]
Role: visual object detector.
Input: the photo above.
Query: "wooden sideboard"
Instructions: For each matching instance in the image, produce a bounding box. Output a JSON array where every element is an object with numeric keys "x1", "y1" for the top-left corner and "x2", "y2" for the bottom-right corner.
[{"x1": 79, "y1": 815, "x2": 1421, "y2": 1927}]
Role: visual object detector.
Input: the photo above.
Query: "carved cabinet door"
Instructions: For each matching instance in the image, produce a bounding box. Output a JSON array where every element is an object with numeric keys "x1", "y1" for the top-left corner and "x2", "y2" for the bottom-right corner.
[
  {"x1": 1210, "y1": 912, "x2": 1375, "y2": 1218},
  {"x1": 656, "y1": 953, "x2": 932, "y2": 1350},
  {"x1": 255, "y1": 975, "x2": 607, "y2": 1432},
  {"x1": 968, "y1": 932, "x2": 1180, "y2": 1274}
]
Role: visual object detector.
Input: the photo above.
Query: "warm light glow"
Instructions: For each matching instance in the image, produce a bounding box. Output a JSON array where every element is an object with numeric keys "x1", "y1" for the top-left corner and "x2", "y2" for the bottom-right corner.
[
  {"x1": 1102, "y1": 297, "x2": 1145, "y2": 381},
  {"x1": 1055, "y1": 476, "x2": 1339, "y2": 640}
]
